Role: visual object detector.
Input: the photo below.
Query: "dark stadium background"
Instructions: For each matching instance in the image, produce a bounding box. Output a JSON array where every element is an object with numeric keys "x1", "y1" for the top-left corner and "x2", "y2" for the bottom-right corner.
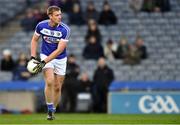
[{"x1": 0, "y1": 0, "x2": 180, "y2": 124}]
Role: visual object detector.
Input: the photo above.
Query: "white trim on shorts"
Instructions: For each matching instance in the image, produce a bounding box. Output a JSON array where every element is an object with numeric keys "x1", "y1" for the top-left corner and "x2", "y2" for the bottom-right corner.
[{"x1": 40, "y1": 54, "x2": 67, "y2": 76}]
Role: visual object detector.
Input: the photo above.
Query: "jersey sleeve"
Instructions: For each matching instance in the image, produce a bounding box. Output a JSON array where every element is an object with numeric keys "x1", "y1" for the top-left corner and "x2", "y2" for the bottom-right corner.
[
  {"x1": 34, "y1": 23, "x2": 41, "y2": 36},
  {"x1": 60, "y1": 27, "x2": 70, "y2": 42}
]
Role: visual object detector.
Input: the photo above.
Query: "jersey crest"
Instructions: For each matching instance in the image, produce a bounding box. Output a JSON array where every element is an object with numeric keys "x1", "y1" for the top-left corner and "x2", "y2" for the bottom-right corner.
[{"x1": 34, "y1": 20, "x2": 70, "y2": 59}]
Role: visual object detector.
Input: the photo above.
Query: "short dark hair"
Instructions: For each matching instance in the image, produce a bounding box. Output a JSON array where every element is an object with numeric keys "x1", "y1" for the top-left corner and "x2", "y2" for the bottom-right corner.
[{"x1": 47, "y1": 6, "x2": 61, "y2": 15}]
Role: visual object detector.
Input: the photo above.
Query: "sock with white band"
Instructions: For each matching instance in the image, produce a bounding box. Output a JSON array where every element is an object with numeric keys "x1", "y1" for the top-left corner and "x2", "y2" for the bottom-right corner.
[
  {"x1": 47, "y1": 103, "x2": 54, "y2": 112},
  {"x1": 53, "y1": 107, "x2": 56, "y2": 112}
]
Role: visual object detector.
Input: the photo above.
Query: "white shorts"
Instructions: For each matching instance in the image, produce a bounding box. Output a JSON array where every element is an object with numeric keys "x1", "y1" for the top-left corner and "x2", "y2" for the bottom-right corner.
[{"x1": 40, "y1": 54, "x2": 67, "y2": 76}]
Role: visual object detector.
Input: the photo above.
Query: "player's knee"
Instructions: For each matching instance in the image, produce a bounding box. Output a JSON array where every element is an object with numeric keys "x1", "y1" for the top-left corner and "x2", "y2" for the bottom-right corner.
[
  {"x1": 46, "y1": 82, "x2": 53, "y2": 88},
  {"x1": 54, "y1": 84, "x2": 61, "y2": 93},
  {"x1": 46, "y1": 79, "x2": 54, "y2": 88}
]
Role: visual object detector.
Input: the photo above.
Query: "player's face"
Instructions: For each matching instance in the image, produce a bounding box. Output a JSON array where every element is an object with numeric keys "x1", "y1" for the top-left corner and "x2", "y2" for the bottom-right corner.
[{"x1": 50, "y1": 10, "x2": 62, "y2": 24}]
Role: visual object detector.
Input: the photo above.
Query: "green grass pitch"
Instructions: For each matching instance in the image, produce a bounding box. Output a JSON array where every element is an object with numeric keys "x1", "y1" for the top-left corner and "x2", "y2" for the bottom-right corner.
[{"x1": 0, "y1": 114, "x2": 180, "y2": 124}]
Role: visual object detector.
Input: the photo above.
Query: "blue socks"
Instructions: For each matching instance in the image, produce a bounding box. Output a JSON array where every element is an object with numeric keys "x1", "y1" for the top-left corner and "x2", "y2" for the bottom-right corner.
[
  {"x1": 47, "y1": 103, "x2": 55, "y2": 112},
  {"x1": 53, "y1": 108, "x2": 56, "y2": 112}
]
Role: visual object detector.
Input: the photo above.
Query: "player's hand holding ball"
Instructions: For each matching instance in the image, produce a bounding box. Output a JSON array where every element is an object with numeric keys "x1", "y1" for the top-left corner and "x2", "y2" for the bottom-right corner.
[
  {"x1": 33, "y1": 60, "x2": 46, "y2": 74},
  {"x1": 27, "y1": 57, "x2": 46, "y2": 74},
  {"x1": 27, "y1": 57, "x2": 39, "y2": 73}
]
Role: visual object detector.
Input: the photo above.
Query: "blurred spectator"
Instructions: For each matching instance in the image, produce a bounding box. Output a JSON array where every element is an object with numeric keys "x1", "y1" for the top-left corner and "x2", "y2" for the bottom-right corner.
[
  {"x1": 69, "y1": 3, "x2": 85, "y2": 25},
  {"x1": 63, "y1": 54, "x2": 80, "y2": 112},
  {"x1": 39, "y1": 4, "x2": 49, "y2": 21},
  {"x1": 1, "y1": 49, "x2": 15, "y2": 71},
  {"x1": 115, "y1": 38, "x2": 129, "y2": 59},
  {"x1": 141, "y1": 0, "x2": 170, "y2": 12},
  {"x1": 77, "y1": 72, "x2": 92, "y2": 93},
  {"x1": 48, "y1": 0, "x2": 61, "y2": 6},
  {"x1": 104, "y1": 39, "x2": 117, "y2": 61},
  {"x1": 84, "y1": 1, "x2": 99, "y2": 23},
  {"x1": 123, "y1": 44, "x2": 141, "y2": 65},
  {"x1": 59, "y1": 0, "x2": 72, "y2": 13},
  {"x1": 20, "y1": 9, "x2": 37, "y2": 33},
  {"x1": 93, "y1": 57, "x2": 114, "y2": 113},
  {"x1": 83, "y1": 36, "x2": 104, "y2": 60},
  {"x1": 85, "y1": 19, "x2": 102, "y2": 43},
  {"x1": 68, "y1": 0, "x2": 81, "y2": 13},
  {"x1": 12, "y1": 53, "x2": 31, "y2": 81},
  {"x1": 15, "y1": 52, "x2": 28, "y2": 65},
  {"x1": 129, "y1": 0, "x2": 143, "y2": 13},
  {"x1": 76, "y1": 72, "x2": 93, "y2": 112},
  {"x1": 154, "y1": 0, "x2": 171, "y2": 12},
  {"x1": 135, "y1": 37, "x2": 148, "y2": 59},
  {"x1": 33, "y1": 8, "x2": 42, "y2": 24},
  {"x1": 98, "y1": 1, "x2": 117, "y2": 25},
  {"x1": 33, "y1": 7, "x2": 48, "y2": 24},
  {"x1": 141, "y1": 0, "x2": 155, "y2": 12},
  {"x1": 48, "y1": 0, "x2": 75, "y2": 13}
]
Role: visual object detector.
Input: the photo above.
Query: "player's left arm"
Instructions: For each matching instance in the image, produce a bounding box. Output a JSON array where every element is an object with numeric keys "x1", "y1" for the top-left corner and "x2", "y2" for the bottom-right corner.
[
  {"x1": 33, "y1": 40, "x2": 67, "y2": 74},
  {"x1": 44, "y1": 26, "x2": 70, "y2": 63},
  {"x1": 33, "y1": 27, "x2": 70, "y2": 73},
  {"x1": 44, "y1": 41, "x2": 67, "y2": 63}
]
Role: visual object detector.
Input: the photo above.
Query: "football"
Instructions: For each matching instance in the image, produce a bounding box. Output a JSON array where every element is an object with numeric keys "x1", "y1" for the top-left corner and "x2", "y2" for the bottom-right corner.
[{"x1": 27, "y1": 59, "x2": 39, "y2": 73}]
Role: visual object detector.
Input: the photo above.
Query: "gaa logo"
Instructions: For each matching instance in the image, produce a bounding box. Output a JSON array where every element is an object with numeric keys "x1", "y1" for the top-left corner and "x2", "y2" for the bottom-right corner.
[{"x1": 138, "y1": 95, "x2": 180, "y2": 114}]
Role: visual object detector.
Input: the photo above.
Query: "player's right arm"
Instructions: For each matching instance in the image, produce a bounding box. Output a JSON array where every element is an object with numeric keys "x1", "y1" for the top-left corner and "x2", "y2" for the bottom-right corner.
[
  {"x1": 28, "y1": 33, "x2": 41, "y2": 74},
  {"x1": 31, "y1": 33, "x2": 40, "y2": 58},
  {"x1": 30, "y1": 22, "x2": 41, "y2": 59}
]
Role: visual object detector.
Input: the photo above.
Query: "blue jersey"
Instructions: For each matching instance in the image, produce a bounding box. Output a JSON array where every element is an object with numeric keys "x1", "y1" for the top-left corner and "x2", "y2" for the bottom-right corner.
[{"x1": 35, "y1": 20, "x2": 70, "y2": 59}]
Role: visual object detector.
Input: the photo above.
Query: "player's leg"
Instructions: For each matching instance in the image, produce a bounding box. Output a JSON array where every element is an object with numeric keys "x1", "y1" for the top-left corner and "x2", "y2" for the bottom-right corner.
[
  {"x1": 53, "y1": 74, "x2": 65, "y2": 108},
  {"x1": 43, "y1": 68, "x2": 55, "y2": 120},
  {"x1": 43, "y1": 68, "x2": 55, "y2": 106},
  {"x1": 40, "y1": 54, "x2": 56, "y2": 120},
  {"x1": 53, "y1": 58, "x2": 67, "y2": 110}
]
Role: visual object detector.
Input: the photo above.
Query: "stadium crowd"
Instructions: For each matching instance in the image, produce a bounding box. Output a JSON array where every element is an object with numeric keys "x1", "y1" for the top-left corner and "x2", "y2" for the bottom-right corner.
[{"x1": 0, "y1": 0, "x2": 173, "y2": 113}]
